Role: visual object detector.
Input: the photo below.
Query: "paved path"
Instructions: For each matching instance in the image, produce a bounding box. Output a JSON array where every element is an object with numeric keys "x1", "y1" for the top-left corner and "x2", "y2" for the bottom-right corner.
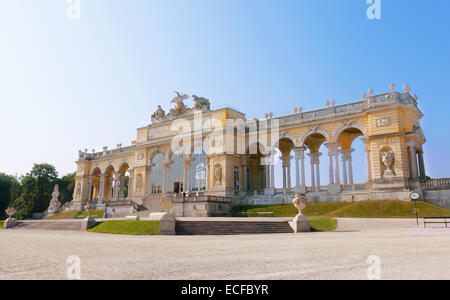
[{"x1": 1, "y1": 218, "x2": 450, "y2": 280}]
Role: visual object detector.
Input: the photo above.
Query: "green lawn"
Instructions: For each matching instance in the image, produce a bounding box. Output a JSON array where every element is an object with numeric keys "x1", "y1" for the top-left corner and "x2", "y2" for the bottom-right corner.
[
  {"x1": 88, "y1": 220, "x2": 160, "y2": 235},
  {"x1": 233, "y1": 200, "x2": 450, "y2": 232},
  {"x1": 309, "y1": 216, "x2": 337, "y2": 232},
  {"x1": 234, "y1": 200, "x2": 450, "y2": 219},
  {"x1": 46, "y1": 210, "x2": 104, "y2": 220},
  {"x1": 0, "y1": 220, "x2": 3, "y2": 228}
]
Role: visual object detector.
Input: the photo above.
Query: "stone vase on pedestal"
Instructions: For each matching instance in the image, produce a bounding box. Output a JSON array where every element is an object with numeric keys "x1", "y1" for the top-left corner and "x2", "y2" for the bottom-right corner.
[
  {"x1": 4, "y1": 208, "x2": 17, "y2": 229},
  {"x1": 290, "y1": 194, "x2": 311, "y2": 233},
  {"x1": 81, "y1": 201, "x2": 97, "y2": 231}
]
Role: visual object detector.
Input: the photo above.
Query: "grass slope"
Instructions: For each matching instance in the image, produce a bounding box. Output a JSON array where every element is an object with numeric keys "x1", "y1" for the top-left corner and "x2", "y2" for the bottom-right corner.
[
  {"x1": 46, "y1": 210, "x2": 104, "y2": 220},
  {"x1": 235, "y1": 200, "x2": 450, "y2": 219},
  {"x1": 89, "y1": 220, "x2": 160, "y2": 235},
  {"x1": 309, "y1": 216, "x2": 337, "y2": 232}
]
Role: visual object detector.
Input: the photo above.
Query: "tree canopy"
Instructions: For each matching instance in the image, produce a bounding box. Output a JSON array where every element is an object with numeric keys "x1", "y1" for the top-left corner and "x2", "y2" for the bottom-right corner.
[{"x1": 5, "y1": 164, "x2": 76, "y2": 220}]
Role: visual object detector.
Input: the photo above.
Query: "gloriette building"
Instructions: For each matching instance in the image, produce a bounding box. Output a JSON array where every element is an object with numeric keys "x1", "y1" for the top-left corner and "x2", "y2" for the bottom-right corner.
[{"x1": 70, "y1": 85, "x2": 447, "y2": 216}]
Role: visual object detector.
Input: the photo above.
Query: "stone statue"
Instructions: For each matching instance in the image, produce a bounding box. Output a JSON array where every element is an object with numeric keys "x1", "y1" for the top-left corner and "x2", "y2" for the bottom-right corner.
[
  {"x1": 192, "y1": 95, "x2": 211, "y2": 112},
  {"x1": 381, "y1": 150, "x2": 395, "y2": 178},
  {"x1": 214, "y1": 165, "x2": 222, "y2": 186},
  {"x1": 169, "y1": 91, "x2": 189, "y2": 116},
  {"x1": 47, "y1": 184, "x2": 61, "y2": 215},
  {"x1": 3, "y1": 208, "x2": 17, "y2": 229},
  {"x1": 76, "y1": 183, "x2": 82, "y2": 199},
  {"x1": 290, "y1": 194, "x2": 310, "y2": 233},
  {"x1": 151, "y1": 105, "x2": 166, "y2": 123}
]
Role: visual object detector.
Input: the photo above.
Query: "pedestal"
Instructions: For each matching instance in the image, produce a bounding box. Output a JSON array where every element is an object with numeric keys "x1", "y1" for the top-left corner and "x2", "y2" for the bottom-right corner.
[
  {"x1": 3, "y1": 217, "x2": 17, "y2": 229},
  {"x1": 81, "y1": 216, "x2": 97, "y2": 231},
  {"x1": 290, "y1": 214, "x2": 310, "y2": 233},
  {"x1": 149, "y1": 212, "x2": 176, "y2": 235}
]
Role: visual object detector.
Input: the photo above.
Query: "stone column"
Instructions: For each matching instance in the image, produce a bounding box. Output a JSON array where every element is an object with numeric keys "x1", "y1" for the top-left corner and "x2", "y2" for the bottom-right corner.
[
  {"x1": 334, "y1": 151, "x2": 341, "y2": 185},
  {"x1": 341, "y1": 148, "x2": 355, "y2": 185},
  {"x1": 99, "y1": 175, "x2": 106, "y2": 201},
  {"x1": 88, "y1": 176, "x2": 93, "y2": 201},
  {"x1": 108, "y1": 177, "x2": 114, "y2": 200},
  {"x1": 281, "y1": 156, "x2": 287, "y2": 191},
  {"x1": 184, "y1": 158, "x2": 192, "y2": 193},
  {"x1": 409, "y1": 146, "x2": 419, "y2": 178},
  {"x1": 270, "y1": 164, "x2": 275, "y2": 189},
  {"x1": 127, "y1": 170, "x2": 134, "y2": 199},
  {"x1": 418, "y1": 151, "x2": 426, "y2": 180},
  {"x1": 113, "y1": 172, "x2": 120, "y2": 201},
  {"x1": 294, "y1": 151, "x2": 300, "y2": 187},
  {"x1": 342, "y1": 156, "x2": 348, "y2": 185},
  {"x1": 266, "y1": 164, "x2": 271, "y2": 188},
  {"x1": 315, "y1": 160, "x2": 321, "y2": 187},
  {"x1": 348, "y1": 154, "x2": 354, "y2": 185},
  {"x1": 308, "y1": 152, "x2": 322, "y2": 187},
  {"x1": 362, "y1": 138, "x2": 372, "y2": 182},
  {"x1": 310, "y1": 155, "x2": 316, "y2": 187},
  {"x1": 163, "y1": 161, "x2": 171, "y2": 193},
  {"x1": 242, "y1": 156, "x2": 248, "y2": 192},
  {"x1": 328, "y1": 152, "x2": 335, "y2": 185},
  {"x1": 287, "y1": 163, "x2": 292, "y2": 193},
  {"x1": 300, "y1": 151, "x2": 306, "y2": 187},
  {"x1": 118, "y1": 176, "x2": 126, "y2": 199}
]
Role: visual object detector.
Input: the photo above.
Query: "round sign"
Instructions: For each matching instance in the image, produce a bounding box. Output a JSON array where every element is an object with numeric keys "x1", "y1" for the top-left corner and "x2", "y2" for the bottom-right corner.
[{"x1": 410, "y1": 192, "x2": 420, "y2": 200}]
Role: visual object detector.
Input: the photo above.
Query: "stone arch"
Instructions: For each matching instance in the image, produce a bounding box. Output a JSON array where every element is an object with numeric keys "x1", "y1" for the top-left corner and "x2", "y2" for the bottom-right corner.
[
  {"x1": 299, "y1": 128, "x2": 331, "y2": 147},
  {"x1": 91, "y1": 165, "x2": 102, "y2": 175},
  {"x1": 104, "y1": 163, "x2": 115, "y2": 174},
  {"x1": 149, "y1": 147, "x2": 166, "y2": 162},
  {"x1": 118, "y1": 161, "x2": 131, "y2": 175},
  {"x1": 333, "y1": 122, "x2": 367, "y2": 146},
  {"x1": 274, "y1": 132, "x2": 297, "y2": 148}
]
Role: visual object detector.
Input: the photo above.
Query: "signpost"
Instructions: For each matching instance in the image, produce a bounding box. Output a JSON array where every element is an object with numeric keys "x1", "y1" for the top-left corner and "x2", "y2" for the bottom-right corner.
[{"x1": 410, "y1": 192, "x2": 420, "y2": 226}]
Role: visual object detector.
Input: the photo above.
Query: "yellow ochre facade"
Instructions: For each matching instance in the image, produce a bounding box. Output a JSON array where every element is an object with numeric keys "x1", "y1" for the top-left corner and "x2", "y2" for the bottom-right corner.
[{"x1": 70, "y1": 85, "x2": 433, "y2": 213}]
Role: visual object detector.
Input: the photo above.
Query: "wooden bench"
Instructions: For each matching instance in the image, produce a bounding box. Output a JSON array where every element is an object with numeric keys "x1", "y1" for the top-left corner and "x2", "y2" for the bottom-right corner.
[{"x1": 424, "y1": 217, "x2": 450, "y2": 228}]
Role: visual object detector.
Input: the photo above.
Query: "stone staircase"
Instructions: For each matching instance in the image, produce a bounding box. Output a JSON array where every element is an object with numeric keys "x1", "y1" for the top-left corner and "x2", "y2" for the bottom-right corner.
[
  {"x1": 175, "y1": 220, "x2": 294, "y2": 235},
  {"x1": 13, "y1": 220, "x2": 83, "y2": 231}
]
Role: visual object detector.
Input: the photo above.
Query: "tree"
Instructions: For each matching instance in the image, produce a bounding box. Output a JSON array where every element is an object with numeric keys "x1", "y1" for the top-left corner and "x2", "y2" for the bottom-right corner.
[
  {"x1": 59, "y1": 172, "x2": 76, "y2": 204},
  {"x1": 0, "y1": 173, "x2": 21, "y2": 219},
  {"x1": 11, "y1": 164, "x2": 58, "y2": 219}
]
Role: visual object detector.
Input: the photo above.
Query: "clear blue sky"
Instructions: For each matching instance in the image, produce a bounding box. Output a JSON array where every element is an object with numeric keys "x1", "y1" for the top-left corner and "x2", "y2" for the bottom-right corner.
[{"x1": 1, "y1": 0, "x2": 449, "y2": 184}]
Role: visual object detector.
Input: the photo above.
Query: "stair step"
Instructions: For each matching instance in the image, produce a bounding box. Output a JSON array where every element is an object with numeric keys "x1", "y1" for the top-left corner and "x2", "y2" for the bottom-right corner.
[{"x1": 175, "y1": 220, "x2": 293, "y2": 235}]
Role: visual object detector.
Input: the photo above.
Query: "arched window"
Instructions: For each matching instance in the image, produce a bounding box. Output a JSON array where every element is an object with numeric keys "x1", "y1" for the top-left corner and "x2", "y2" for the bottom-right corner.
[
  {"x1": 234, "y1": 166, "x2": 240, "y2": 191},
  {"x1": 149, "y1": 153, "x2": 164, "y2": 194},
  {"x1": 191, "y1": 148, "x2": 207, "y2": 192},
  {"x1": 169, "y1": 153, "x2": 184, "y2": 193}
]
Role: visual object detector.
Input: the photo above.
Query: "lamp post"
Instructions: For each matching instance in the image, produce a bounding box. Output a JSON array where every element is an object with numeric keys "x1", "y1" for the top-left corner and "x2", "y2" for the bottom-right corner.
[{"x1": 410, "y1": 192, "x2": 420, "y2": 227}]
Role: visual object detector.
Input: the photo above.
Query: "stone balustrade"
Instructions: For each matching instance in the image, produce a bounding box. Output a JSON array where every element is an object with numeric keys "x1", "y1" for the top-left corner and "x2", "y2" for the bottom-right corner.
[
  {"x1": 277, "y1": 92, "x2": 417, "y2": 126},
  {"x1": 420, "y1": 178, "x2": 450, "y2": 190}
]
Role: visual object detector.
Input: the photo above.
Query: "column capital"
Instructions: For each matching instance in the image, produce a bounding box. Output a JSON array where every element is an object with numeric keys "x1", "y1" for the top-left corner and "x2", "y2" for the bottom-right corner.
[
  {"x1": 308, "y1": 152, "x2": 322, "y2": 164},
  {"x1": 280, "y1": 155, "x2": 293, "y2": 167},
  {"x1": 293, "y1": 147, "x2": 306, "y2": 159},
  {"x1": 325, "y1": 142, "x2": 340, "y2": 155}
]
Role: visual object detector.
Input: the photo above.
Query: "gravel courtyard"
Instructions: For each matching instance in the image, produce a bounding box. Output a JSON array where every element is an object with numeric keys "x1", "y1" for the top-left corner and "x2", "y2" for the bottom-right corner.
[{"x1": 1, "y1": 218, "x2": 449, "y2": 280}]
